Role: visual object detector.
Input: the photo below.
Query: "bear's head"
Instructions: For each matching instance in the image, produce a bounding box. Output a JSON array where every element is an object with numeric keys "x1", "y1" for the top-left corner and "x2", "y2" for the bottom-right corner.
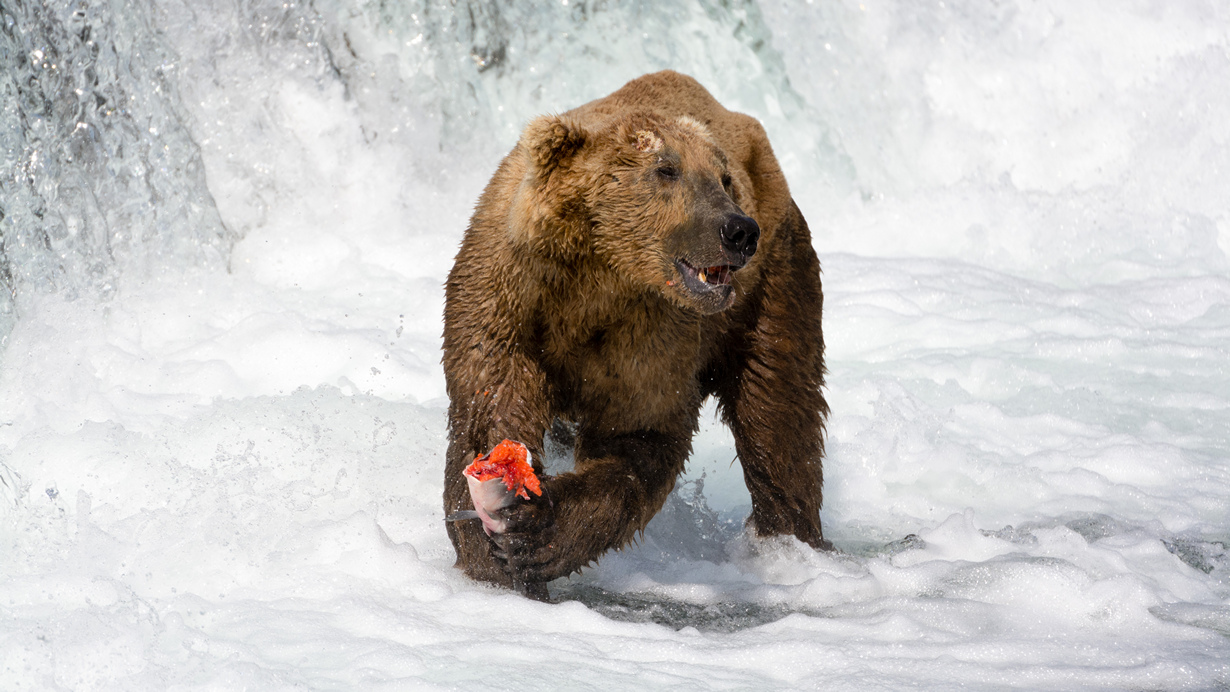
[{"x1": 509, "y1": 111, "x2": 759, "y2": 315}]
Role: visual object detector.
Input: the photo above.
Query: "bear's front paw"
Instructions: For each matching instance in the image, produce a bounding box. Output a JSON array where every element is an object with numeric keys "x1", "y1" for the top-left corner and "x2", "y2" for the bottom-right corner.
[
  {"x1": 486, "y1": 496, "x2": 571, "y2": 583},
  {"x1": 491, "y1": 532, "x2": 582, "y2": 584}
]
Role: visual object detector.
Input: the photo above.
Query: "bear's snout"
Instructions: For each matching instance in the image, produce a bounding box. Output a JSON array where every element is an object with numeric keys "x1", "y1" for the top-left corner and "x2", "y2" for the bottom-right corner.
[{"x1": 720, "y1": 214, "x2": 760, "y2": 259}]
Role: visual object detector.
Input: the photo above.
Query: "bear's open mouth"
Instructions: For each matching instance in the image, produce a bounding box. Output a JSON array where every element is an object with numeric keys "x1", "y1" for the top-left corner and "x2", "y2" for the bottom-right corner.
[{"x1": 675, "y1": 259, "x2": 738, "y2": 291}]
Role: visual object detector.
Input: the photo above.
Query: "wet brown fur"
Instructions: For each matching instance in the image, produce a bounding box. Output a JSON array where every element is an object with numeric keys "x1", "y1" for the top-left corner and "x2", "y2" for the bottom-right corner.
[{"x1": 443, "y1": 71, "x2": 829, "y2": 592}]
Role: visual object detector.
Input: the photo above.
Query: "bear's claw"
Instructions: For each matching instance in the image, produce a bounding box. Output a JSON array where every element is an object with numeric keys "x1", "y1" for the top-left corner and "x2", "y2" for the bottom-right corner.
[{"x1": 485, "y1": 493, "x2": 564, "y2": 585}]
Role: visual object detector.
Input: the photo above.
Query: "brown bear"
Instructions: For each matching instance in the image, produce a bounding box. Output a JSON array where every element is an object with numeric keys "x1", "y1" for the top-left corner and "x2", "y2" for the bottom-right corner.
[{"x1": 443, "y1": 70, "x2": 829, "y2": 597}]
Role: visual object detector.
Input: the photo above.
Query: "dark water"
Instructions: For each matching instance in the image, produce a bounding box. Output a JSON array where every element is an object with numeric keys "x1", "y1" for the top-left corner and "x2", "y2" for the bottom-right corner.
[{"x1": 554, "y1": 582, "x2": 806, "y2": 633}]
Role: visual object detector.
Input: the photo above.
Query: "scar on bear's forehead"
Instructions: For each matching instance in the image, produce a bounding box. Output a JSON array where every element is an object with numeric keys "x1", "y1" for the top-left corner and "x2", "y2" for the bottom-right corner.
[{"x1": 634, "y1": 130, "x2": 663, "y2": 153}]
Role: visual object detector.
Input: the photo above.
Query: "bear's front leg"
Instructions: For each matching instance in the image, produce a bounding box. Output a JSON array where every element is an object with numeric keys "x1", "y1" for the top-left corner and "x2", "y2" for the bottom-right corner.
[
  {"x1": 722, "y1": 347, "x2": 831, "y2": 550},
  {"x1": 443, "y1": 338, "x2": 555, "y2": 591},
  {"x1": 717, "y1": 210, "x2": 832, "y2": 550},
  {"x1": 490, "y1": 429, "x2": 690, "y2": 583}
]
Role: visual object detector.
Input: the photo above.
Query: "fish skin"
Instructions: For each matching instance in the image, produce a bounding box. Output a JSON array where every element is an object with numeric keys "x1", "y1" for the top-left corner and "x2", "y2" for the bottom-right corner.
[{"x1": 465, "y1": 474, "x2": 518, "y2": 535}]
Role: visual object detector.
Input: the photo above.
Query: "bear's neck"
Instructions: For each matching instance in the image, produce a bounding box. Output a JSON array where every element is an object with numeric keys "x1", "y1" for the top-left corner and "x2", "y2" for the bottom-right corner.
[{"x1": 530, "y1": 256, "x2": 719, "y2": 431}]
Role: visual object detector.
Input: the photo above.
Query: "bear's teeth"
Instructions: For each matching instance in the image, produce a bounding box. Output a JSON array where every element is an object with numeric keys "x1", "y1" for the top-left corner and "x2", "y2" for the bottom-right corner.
[{"x1": 698, "y1": 268, "x2": 707, "y2": 283}]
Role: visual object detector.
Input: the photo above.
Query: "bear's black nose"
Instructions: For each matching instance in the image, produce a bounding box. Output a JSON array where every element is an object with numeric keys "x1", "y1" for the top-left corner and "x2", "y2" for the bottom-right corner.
[{"x1": 721, "y1": 214, "x2": 760, "y2": 258}]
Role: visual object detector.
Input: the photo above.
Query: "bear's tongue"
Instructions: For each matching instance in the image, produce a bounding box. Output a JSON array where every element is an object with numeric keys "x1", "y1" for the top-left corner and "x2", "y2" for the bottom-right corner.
[{"x1": 698, "y1": 265, "x2": 732, "y2": 286}]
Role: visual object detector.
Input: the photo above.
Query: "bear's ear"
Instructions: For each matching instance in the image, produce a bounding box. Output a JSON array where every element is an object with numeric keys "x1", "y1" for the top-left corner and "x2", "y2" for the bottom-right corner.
[
  {"x1": 508, "y1": 115, "x2": 591, "y2": 256},
  {"x1": 521, "y1": 114, "x2": 587, "y2": 179}
]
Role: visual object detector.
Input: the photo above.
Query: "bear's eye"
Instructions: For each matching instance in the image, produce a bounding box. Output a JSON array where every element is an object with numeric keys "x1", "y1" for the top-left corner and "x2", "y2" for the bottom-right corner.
[
  {"x1": 721, "y1": 173, "x2": 733, "y2": 189},
  {"x1": 656, "y1": 165, "x2": 680, "y2": 181}
]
